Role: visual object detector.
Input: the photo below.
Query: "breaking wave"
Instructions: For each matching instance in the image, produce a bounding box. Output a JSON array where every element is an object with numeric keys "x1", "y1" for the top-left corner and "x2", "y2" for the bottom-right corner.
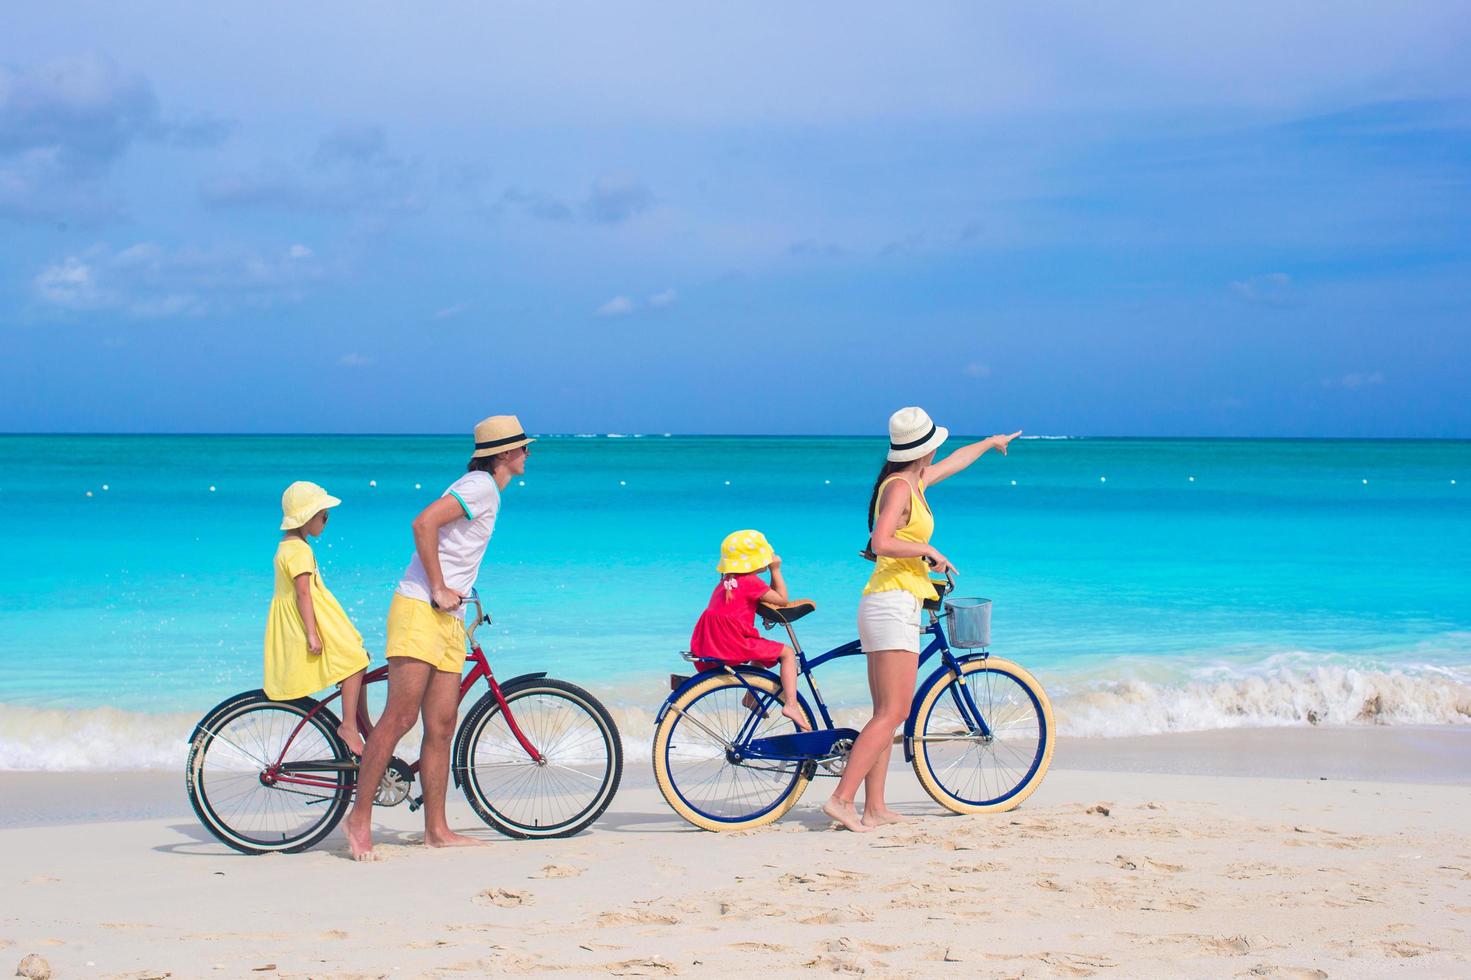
[
  {"x1": 3, "y1": 661, "x2": 1469, "y2": 770},
  {"x1": 1052, "y1": 663, "x2": 1471, "y2": 737}
]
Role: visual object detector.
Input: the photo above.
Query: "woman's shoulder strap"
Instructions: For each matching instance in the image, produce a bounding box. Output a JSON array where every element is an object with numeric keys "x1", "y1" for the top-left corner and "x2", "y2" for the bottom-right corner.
[{"x1": 874, "y1": 473, "x2": 916, "y2": 515}]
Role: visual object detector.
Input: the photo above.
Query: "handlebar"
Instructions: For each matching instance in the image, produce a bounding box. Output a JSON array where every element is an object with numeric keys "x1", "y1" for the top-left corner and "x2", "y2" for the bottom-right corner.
[{"x1": 431, "y1": 589, "x2": 492, "y2": 635}]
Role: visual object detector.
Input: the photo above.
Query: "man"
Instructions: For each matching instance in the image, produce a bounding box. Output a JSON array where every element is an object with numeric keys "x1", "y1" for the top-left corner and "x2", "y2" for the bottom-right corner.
[{"x1": 345, "y1": 415, "x2": 532, "y2": 861}]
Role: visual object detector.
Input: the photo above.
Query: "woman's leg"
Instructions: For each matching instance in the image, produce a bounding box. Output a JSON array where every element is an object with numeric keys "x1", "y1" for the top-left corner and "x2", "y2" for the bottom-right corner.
[
  {"x1": 419, "y1": 666, "x2": 486, "y2": 848},
  {"x1": 861, "y1": 652, "x2": 915, "y2": 827},
  {"x1": 823, "y1": 650, "x2": 919, "y2": 832},
  {"x1": 336, "y1": 669, "x2": 366, "y2": 755},
  {"x1": 345, "y1": 657, "x2": 434, "y2": 861},
  {"x1": 776, "y1": 646, "x2": 810, "y2": 731}
]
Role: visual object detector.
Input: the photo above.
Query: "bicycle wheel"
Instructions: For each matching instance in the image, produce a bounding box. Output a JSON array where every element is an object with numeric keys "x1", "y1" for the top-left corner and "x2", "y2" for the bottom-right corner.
[
  {"x1": 652, "y1": 671, "x2": 815, "y2": 832},
  {"x1": 910, "y1": 657, "x2": 1055, "y2": 814},
  {"x1": 185, "y1": 691, "x2": 353, "y2": 854},
  {"x1": 455, "y1": 677, "x2": 623, "y2": 839}
]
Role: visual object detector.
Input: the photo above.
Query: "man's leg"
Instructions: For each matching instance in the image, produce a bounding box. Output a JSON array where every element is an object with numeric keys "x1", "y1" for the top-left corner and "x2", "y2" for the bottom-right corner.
[
  {"x1": 345, "y1": 657, "x2": 434, "y2": 861},
  {"x1": 420, "y1": 665, "x2": 485, "y2": 847}
]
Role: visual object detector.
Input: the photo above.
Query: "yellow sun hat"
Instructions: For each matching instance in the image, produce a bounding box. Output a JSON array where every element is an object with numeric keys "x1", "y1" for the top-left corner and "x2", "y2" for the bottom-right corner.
[
  {"x1": 716, "y1": 529, "x2": 775, "y2": 574},
  {"x1": 280, "y1": 481, "x2": 342, "y2": 530}
]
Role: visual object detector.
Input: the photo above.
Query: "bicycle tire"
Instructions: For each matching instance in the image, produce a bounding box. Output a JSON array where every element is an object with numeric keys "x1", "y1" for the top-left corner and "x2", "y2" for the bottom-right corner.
[
  {"x1": 910, "y1": 657, "x2": 1055, "y2": 814},
  {"x1": 185, "y1": 691, "x2": 353, "y2": 854},
  {"x1": 652, "y1": 671, "x2": 815, "y2": 832},
  {"x1": 455, "y1": 677, "x2": 623, "y2": 839}
]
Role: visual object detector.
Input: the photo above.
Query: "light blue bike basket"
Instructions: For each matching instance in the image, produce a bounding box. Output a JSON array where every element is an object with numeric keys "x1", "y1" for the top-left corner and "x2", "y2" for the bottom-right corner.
[{"x1": 945, "y1": 597, "x2": 991, "y2": 649}]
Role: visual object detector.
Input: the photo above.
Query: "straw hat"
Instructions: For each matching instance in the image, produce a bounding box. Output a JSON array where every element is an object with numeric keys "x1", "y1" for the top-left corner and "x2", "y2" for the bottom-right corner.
[
  {"x1": 280, "y1": 481, "x2": 341, "y2": 530},
  {"x1": 886, "y1": 406, "x2": 948, "y2": 462},
  {"x1": 471, "y1": 414, "x2": 535, "y2": 458},
  {"x1": 716, "y1": 529, "x2": 775, "y2": 574}
]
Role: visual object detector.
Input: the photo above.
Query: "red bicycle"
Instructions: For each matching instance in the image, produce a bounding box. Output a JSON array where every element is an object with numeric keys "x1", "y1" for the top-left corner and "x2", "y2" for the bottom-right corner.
[{"x1": 185, "y1": 591, "x2": 623, "y2": 854}]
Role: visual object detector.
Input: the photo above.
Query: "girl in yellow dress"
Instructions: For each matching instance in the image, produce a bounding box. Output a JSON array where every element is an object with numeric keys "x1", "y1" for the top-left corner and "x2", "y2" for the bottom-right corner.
[{"x1": 264, "y1": 481, "x2": 372, "y2": 754}]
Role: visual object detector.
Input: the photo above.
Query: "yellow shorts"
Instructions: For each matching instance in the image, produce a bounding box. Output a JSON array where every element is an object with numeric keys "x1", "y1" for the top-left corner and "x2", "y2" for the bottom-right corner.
[{"x1": 385, "y1": 593, "x2": 467, "y2": 674}]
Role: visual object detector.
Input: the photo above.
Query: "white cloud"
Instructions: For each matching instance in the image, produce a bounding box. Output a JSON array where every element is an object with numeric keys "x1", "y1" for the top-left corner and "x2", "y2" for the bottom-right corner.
[
  {"x1": 583, "y1": 174, "x2": 652, "y2": 224},
  {"x1": 200, "y1": 126, "x2": 418, "y2": 215},
  {"x1": 1322, "y1": 371, "x2": 1385, "y2": 389},
  {"x1": 32, "y1": 242, "x2": 329, "y2": 318},
  {"x1": 1231, "y1": 272, "x2": 1293, "y2": 304},
  {"x1": 596, "y1": 295, "x2": 635, "y2": 317},
  {"x1": 647, "y1": 288, "x2": 677, "y2": 308},
  {"x1": 33, "y1": 256, "x2": 105, "y2": 310},
  {"x1": 0, "y1": 54, "x2": 226, "y2": 223},
  {"x1": 962, "y1": 362, "x2": 992, "y2": 379},
  {"x1": 338, "y1": 352, "x2": 374, "y2": 367},
  {"x1": 288, "y1": 243, "x2": 313, "y2": 259},
  {"x1": 433, "y1": 302, "x2": 469, "y2": 320}
]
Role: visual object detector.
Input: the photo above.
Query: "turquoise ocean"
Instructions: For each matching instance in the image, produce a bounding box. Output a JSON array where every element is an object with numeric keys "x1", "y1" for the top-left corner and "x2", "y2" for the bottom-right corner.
[{"x1": 2, "y1": 434, "x2": 1469, "y2": 770}]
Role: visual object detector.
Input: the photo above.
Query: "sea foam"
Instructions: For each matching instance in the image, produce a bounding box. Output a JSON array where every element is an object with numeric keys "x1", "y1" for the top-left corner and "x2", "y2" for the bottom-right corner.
[
  {"x1": 1052, "y1": 663, "x2": 1471, "y2": 737},
  {"x1": 3, "y1": 662, "x2": 1469, "y2": 770}
]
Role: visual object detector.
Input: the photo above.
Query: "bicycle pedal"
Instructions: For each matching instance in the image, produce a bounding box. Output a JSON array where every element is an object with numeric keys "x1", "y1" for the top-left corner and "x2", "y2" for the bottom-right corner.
[{"x1": 408, "y1": 795, "x2": 424, "y2": 812}]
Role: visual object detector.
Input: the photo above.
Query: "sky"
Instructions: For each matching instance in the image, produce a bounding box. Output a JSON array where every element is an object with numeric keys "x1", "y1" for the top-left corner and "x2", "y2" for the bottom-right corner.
[{"x1": 1, "y1": 2, "x2": 1469, "y2": 437}]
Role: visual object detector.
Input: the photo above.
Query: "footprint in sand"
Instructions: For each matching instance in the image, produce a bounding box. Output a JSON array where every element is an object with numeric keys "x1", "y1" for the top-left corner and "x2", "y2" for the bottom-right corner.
[
  {"x1": 604, "y1": 956, "x2": 677, "y2": 975},
  {"x1": 1240, "y1": 967, "x2": 1327, "y2": 979},
  {"x1": 532, "y1": 864, "x2": 584, "y2": 879},
  {"x1": 22, "y1": 876, "x2": 60, "y2": 885},
  {"x1": 729, "y1": 941, "x2": 790, "y2": 954},
  {"x1": 1145, "y1": 857, "x2": 1186, "y2": 873},
  {"x1": 718, "y1": 899, "x2": 784, "y2": 919},
  {"x1": 595, "y1": 909, "x2": 680, "y2": 928},
  {"x1": 1036, "y1": 951, "x2": 1118, "y2": 976},
  {"x1": 797, "y1": 905, "x2": 874, "y2": 926},
  {"x1": 1199, "y1": 934, "x2": 1253, "y2": 955},
  {"x1": 803, "y1": 945, "x2": 872, "y2": 974},
  {"x1": 474, "y1": 888, "x2": 531, "y2": 908}
]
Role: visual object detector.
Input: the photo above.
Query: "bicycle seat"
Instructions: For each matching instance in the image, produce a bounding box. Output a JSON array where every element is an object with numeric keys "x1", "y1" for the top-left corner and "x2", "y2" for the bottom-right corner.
[
  {"x1": 922, "y1": 577, "x2": 952, "y2": 612},
  {"x1": 757, "y1": 599, "x2": 817, "y2": 625}
]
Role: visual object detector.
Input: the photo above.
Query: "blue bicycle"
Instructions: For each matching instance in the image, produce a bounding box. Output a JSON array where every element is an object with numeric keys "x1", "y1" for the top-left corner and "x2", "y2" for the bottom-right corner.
[{"x1": 652, "y1": 573, "x2": 1055, "y2": 831}]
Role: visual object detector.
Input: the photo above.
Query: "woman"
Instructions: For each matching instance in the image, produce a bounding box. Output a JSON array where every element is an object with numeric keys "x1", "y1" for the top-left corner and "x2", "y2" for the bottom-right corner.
[
  {"x1": 345, "y1": 414, "x2": 533, "y2": 861},
  {"x1": 823, "y1": 407, "x2": 1020, "y2": 833}
]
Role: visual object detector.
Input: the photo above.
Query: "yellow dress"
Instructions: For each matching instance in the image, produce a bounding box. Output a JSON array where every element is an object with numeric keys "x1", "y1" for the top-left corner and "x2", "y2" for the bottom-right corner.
[
  {"x1": 263, "y1": 537, "x2": 370, "y2": 700},
  {"x1": 863, "y1": 476, "x2": 940, "y2": 602}
]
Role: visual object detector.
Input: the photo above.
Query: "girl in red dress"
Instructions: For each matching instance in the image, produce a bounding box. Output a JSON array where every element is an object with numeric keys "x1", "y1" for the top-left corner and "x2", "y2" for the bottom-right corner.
[{"x1": 690, "y1": 529, "x2": 810, "y2": 731}]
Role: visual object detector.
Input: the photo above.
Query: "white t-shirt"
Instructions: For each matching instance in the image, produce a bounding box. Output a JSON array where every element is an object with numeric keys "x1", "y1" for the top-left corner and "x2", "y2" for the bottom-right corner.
[{"x1": 396, "y1": 471, "x2": 501, "y2": 603}]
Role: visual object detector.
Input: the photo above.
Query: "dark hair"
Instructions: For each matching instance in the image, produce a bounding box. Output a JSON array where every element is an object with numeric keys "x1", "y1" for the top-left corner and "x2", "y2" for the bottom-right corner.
[
  {"x1": 466, "y1": 450, "x2": 514, "y2": 474},
  {"x1": 861, "y1": 458, "x2": 909, "y2": 557}
]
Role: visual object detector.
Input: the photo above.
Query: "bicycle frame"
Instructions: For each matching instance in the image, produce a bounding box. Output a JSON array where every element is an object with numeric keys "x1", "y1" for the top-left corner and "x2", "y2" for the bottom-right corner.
[
  {"x1": 261, "y1": 594, "x2": 546, "y2": 793},
  {"x1": 665, "y1": 596, "x2": 994, "y2": 769}
]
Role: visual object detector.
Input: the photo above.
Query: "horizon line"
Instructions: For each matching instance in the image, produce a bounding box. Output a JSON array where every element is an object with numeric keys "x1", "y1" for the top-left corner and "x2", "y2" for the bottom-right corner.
[{"x1": 2, "y1": 431, "x2": 1470, "y2": 443}]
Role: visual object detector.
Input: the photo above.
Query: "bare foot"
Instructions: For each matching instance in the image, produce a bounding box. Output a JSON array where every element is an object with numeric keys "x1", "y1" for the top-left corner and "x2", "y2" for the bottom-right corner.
[
  {"x1": 337, "y1": 722, "x2": 365, "y2": 756},
  {"x1": 345, "y1": 813, "x2": 378, "y2": 862},
  {"x1": 741, "y1": 692, "x2": 770, "y2": 719},
  {"x1": 822, "y1": 796, "x2": 870, "y2": 833},
  {"x1": 425, "y1": 829, "x2": 488, "y2": 848},
  {"x1": 862, "y1": 807, "x2": 912, "y2": 828},
  {"x1": 780, "y1": 704, "x2": 812, "y2": 732}
]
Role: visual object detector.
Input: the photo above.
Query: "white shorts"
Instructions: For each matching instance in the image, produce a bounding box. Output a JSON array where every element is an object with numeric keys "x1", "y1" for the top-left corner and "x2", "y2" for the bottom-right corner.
[{"x1": 857, "y1": 590, "x2": 923, "y2": 654}]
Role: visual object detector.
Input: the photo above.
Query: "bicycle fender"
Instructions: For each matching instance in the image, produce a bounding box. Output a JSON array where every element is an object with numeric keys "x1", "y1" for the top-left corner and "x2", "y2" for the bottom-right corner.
[
  {"x1": 902, "y1": 656, "x2": 993, "y2": 762},
  {"x1": 498, "y1": 671, "x2": 549, "y2": 690},
  {"x1": 655, "y1": 667, "x2": 781, "y2": 725}
]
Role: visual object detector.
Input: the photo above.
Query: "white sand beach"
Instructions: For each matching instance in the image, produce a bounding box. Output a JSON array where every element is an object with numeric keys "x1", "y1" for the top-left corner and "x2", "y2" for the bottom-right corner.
[{"x1": 3, "y1": 728, "x2": 1469, "y2": 979}]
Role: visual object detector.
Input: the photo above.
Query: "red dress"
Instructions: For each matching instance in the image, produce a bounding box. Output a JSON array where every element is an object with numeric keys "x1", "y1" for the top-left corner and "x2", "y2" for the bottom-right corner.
[{"x1": 690, "y1": 574, "x2": 785, "y2": 667}]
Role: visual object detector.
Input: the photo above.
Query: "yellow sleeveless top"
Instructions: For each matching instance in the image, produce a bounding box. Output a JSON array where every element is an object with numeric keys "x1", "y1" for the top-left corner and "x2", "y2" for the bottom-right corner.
[{"x1": 863, "y1": 476, "x2": 938, "y2": 601}]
